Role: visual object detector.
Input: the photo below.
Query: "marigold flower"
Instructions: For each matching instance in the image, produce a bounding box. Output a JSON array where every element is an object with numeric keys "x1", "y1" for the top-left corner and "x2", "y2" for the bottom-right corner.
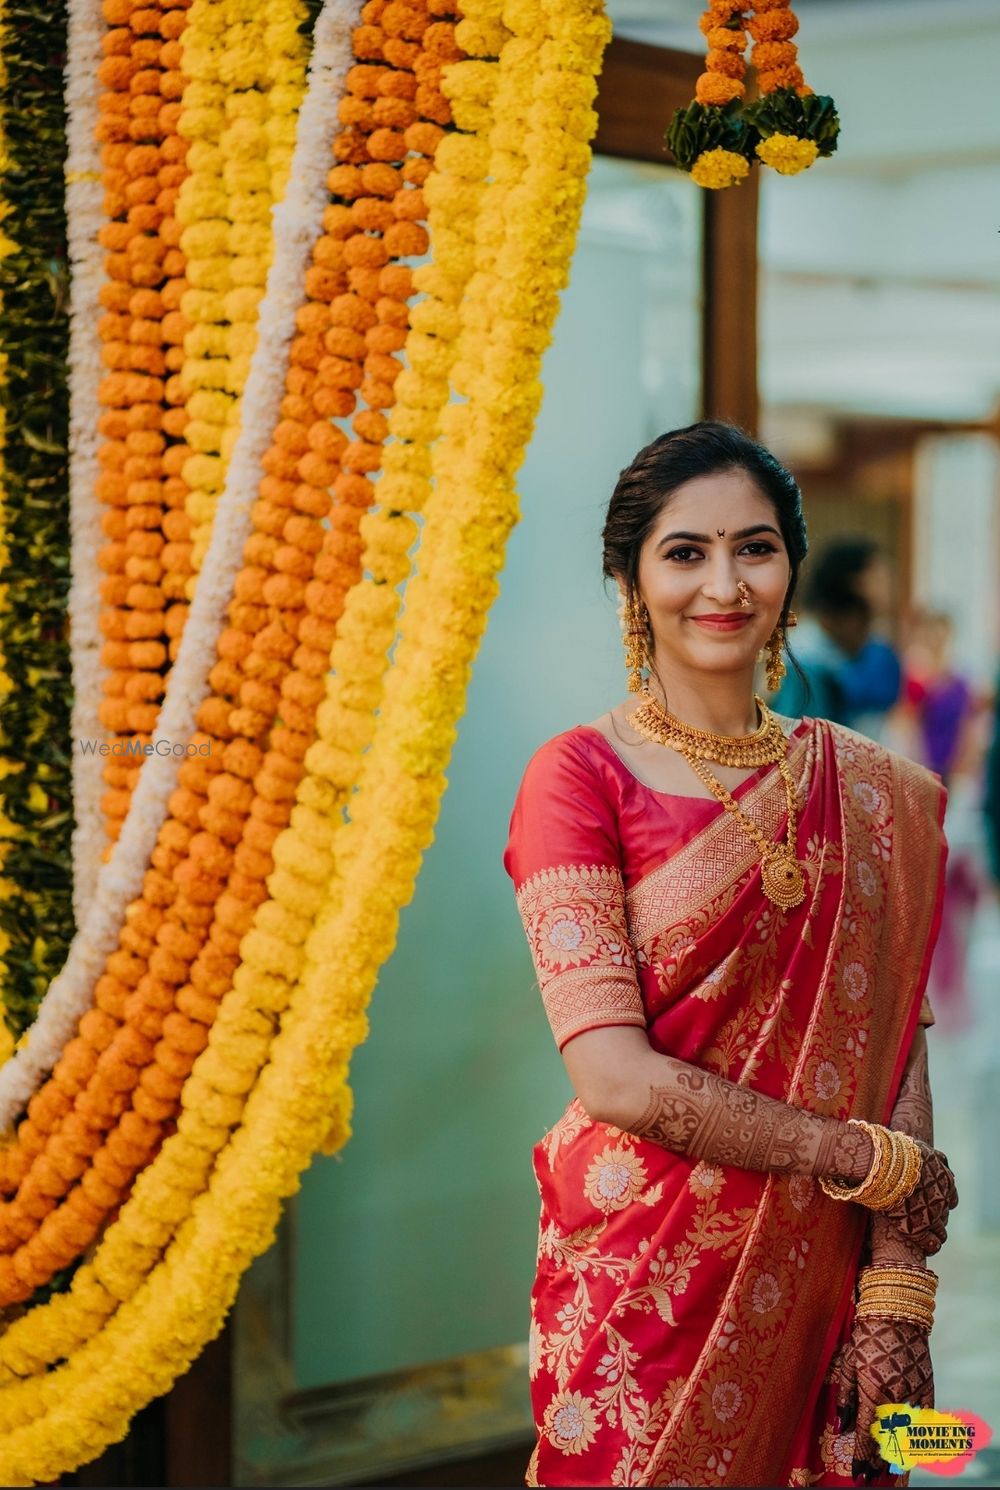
[{"x1": 756, "y1": 133, "x2": 819, "y2": 174}]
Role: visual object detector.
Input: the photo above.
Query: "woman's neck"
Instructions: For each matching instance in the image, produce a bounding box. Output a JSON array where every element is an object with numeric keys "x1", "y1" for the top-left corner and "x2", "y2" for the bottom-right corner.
[{"x1": 643, "y1": 669, "x2": 760, "y2": 737}]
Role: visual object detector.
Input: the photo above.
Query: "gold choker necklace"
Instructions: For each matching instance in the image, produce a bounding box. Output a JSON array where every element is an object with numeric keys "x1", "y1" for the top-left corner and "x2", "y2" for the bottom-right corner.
[
  {"x1": 626, "y1": 682, "x2": 784, "y2": 767},
  {"x1": 626, "y1": 684, "x2": 806, "y2": 910}
]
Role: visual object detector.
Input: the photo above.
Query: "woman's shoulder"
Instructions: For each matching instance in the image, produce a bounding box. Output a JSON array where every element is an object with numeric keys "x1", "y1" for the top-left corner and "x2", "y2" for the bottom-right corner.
[
  {"x1": 503, "y1": 724, "x2": 627, "y2": 885},
  {"x1": 514, "y1": 722, "x2": 617, "y2": 792}
]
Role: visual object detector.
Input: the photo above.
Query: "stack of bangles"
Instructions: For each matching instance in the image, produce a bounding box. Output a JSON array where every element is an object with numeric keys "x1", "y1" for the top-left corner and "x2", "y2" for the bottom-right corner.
[
  {"x1": 819, "y1": 1118, "x2": 923, "y2": 1210},
  {"x1": 855, "y1": 1263, "x2": 938, "y2": 1333}
]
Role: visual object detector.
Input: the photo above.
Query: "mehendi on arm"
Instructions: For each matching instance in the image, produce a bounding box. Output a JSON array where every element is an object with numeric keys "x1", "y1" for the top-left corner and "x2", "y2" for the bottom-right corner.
[
  {"x1": 614, "y1": 1055, "x2": 874, "y2": 1184},
  {"x1": 870, "y1": 1026, "x2": 935, "y2": 1265}
]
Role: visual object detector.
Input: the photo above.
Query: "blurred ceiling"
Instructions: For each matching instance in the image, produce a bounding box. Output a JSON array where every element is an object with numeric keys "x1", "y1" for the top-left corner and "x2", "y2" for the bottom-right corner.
[{"x1": 602, "y1": 0, "x2": 1000, "y2": 422}]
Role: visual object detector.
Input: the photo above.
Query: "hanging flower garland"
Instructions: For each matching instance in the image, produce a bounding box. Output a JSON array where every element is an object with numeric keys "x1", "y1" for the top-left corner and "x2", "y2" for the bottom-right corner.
[
  {"x1": 665, "y1": 1, "x2": 756, "y2": 190},
  {"x1": 0, "y1": 0, "x2": 609, "y2": 1474},
  {"x1": 92, "y1": 0, "x2": 195, "y2": 846},
  {"x1": 0, "y1": 0, "x2": 485, "y2": 1314},
  {"x1": 0, "y1": 0, "x2": 15, "y2": 1066},
  {"x1": 0, "y1": 0, "x2": 458, "y2": 1306},
  {"x1": 0, "y1": 0, "x2": 314, "y2": 1130},
  {"x1": 66, "y1": 0, "x2": 114, "y2": 923},
  {"x1": 0, "y1": 0, "x2": 378, "y2": 1394},
  {"x1": 93, "y1": 0, "x2": 315, "y2": 847},
  {"x1": 743, "y1": 0, "x2": 839, "y2": 175},
  {"x1": 666, "y1": 0, "x2": 839, "y2": 188},
  {"x1": 0, "y1": 0, "x2": 75, "y2": 1048},
  {"x1": 175, "y1": 0, "x2": 310, "y2": 584}
]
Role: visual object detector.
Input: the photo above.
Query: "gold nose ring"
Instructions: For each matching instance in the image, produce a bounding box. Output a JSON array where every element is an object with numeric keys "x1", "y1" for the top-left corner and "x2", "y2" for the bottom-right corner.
[{"x1": 737, "y1": 580, "x2": 752, "y2": 608}]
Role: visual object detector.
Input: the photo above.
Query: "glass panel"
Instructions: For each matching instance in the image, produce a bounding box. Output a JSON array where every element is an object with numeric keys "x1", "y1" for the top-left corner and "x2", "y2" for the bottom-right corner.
[{"x1": 234, "y1": 154, "x2": 702, "y2": 1486}]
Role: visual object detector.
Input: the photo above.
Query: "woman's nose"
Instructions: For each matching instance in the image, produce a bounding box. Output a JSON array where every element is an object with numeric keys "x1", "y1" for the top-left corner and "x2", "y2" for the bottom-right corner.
[{"x1": 702, "y1": 560, "x2": 741, "y2": 604}]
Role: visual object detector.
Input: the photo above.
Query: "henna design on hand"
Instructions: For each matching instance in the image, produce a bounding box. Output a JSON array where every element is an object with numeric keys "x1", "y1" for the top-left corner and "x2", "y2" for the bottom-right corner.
[
  {"x1": 830, "y1": 1315, "x2": 933, "y2": 1475},
  {"x1": 892, "y1": 1035, "x2": 933, "y2": 1146},
  {"x1": 870, "y1": 1029, "x2": 957, "y2": 1264},
  {"x1": 622, "y1": 1061, "x2": 857, "y2": 1179}
]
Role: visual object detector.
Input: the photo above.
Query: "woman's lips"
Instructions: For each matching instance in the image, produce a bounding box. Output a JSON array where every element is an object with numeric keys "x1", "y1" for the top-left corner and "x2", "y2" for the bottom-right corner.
[{"x1": 689, "y1": 614, "x2": 754, "y2": 632}]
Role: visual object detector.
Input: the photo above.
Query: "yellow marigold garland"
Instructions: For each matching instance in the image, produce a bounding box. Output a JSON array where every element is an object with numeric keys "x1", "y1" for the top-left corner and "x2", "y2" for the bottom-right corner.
[
  {"x1": 177, "y1": 0, "x2": 309, "y2": 583},
  {"x1": 0, "y1": 0, "x2": 610, "y2": 1473}
]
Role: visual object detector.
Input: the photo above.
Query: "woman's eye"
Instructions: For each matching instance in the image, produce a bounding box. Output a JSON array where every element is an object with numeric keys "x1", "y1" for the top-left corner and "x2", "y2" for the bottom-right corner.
[
  {"x1": 664, "y1": 546, "x2": 702, "y2": 563},
  {"x1": 740, "y1": 541, "x2": 778, "y2": 557}
]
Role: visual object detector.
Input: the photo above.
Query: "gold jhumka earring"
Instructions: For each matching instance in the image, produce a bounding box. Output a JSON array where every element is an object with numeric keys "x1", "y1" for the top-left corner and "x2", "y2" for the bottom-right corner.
[
  {"x1": 623, "y1": 592, "x2": 649, "y2": 692},
  {"x1": 763, "y1": 610, "x2": 797, "y2": 692}
]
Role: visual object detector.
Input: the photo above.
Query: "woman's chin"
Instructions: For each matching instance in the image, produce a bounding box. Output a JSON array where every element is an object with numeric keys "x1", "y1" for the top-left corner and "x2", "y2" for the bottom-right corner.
[{"x1": 676, "y1": 643, "x2": 760, "y2": 676}]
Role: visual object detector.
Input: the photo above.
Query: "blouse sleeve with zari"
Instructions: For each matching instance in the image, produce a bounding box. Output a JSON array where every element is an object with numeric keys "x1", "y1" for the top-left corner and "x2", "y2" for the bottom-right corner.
[{"x1": 502, "y1": 731, "x2": 647, "y2": 1054}]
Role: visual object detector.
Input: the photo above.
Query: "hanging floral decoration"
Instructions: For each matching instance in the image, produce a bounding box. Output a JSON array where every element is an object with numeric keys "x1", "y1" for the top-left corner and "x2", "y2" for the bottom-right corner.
[
  {"x1": 0, "y1": 0, "x2": 15, "y2": 1065},
  {"x1": 0, "y1": 0, "x2": 609, "y2": 1476},
  {"x1": 0, "y1": 0, "x2": 75, "y2": 1049},
  {"x1": 0, "y1": 0, "x2": 452, "y2": 1312},
  {"x1": 666, "y1": 0, "x2": 839, "y2": 188}
]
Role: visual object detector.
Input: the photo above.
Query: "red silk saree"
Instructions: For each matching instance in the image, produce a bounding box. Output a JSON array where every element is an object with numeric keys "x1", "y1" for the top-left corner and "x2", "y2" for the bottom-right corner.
[{"x1": 503, "y1": 715, "x2": 946, "y2": 1488}]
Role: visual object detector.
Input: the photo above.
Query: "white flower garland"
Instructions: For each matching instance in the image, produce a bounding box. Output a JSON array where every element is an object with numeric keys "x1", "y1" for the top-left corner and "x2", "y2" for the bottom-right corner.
[
  {"x1": 0, "y1": 0, "x2": 351, "y2": 1130},
  {"x1": 64, "y1": 0, "x2": 109, "y2": 924}
]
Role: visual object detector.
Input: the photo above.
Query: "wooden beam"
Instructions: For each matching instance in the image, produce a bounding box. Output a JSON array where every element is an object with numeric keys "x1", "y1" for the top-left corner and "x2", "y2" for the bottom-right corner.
[
  {"x1": 165, "y1": 1319, "x2": 233, "y2": 1487},
  {"x1": 593, "y1": 36, "x2": 700, "y2": 162},
  {"x1": 593, "y1": 34, "x2": 760, "y2": 435},
  {"x1": 703, "y1": 171, "x2": 760, "y2": 434}
]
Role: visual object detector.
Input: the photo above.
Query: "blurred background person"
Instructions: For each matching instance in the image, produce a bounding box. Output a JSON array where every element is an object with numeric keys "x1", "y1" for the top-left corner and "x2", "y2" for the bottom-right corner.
[
  {"x1": 892, "y1": 609, "x2": 986, "y2": 1036},
  {"x1": 773, "y1": 536, "x2": 902, "y2": 739},
  {"x1": 893, "y1": 609, "x2": 978, "y2": 785}
]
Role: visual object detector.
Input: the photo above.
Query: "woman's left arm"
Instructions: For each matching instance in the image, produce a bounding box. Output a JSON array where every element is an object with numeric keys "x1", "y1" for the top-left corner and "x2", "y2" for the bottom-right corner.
[
  {"x1": 835, "y1": 1026, "x2": 957, "y2": 1480},
  {"x1": 870, "y1": 1025, "x2": 937, "y2": 1266}
]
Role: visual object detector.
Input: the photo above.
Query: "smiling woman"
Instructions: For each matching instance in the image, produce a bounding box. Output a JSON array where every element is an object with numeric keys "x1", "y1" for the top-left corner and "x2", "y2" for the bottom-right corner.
[{"x1": 503, "y1": 420, "x2": 957, "y2": 1488}]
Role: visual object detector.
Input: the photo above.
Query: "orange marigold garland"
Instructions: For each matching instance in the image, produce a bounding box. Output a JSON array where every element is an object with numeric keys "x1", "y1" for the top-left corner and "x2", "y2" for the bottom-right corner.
[
  {"x1": 666, "y1": 0, "x2": 838, "y2": 188},
  {"x1": 665, "y1": 1, "x2": 756, "y2": 190},
  {"x1": 743, "y1": 0, "x2": 839, "y2": 176},
  {"x1": 0, "y1": 0, "x2": 459, "y2": 1307},
  {"x1": 94, "y1": 0, "x2": 194, "y2": 846}
]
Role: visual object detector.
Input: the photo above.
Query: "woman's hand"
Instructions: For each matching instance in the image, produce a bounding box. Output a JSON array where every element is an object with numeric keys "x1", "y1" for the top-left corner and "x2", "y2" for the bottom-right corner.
[
  {"x1": 830, "y1": 1315, "x2": 934, "y2": 1481},
  {"x1": 881, "y1": 1141, "x2": 958, "y2": 1255}
]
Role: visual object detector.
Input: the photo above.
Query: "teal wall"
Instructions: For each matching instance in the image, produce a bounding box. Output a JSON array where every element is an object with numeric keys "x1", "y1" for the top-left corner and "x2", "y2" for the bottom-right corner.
[{"x1": 290, "y1": 159, "x2": 701, "y2": 1388}]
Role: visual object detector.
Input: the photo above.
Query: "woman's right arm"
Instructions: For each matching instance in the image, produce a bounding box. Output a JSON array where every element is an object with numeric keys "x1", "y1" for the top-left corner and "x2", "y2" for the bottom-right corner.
[
  {"x1": 504, "y1": 735, "x2": 872, "y2": 1187},
  {"x1": 564, "y1": 1024, "x2": 875, "y2": 1184}
]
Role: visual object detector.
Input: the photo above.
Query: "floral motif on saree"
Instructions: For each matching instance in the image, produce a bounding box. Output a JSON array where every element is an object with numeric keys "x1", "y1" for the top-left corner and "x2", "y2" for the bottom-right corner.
[{"x1": 504, "y1": 716, "x2": 946, "y2": 1488}]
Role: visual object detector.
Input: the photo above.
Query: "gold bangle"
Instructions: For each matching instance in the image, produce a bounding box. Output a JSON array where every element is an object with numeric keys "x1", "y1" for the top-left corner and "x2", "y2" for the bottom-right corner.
[
  {"x1": 855, "y1": 1306, "x2": 934, "y2": 1333},
  {"x1": 866, "y1": 1130, "x2": 923, "y2": 1211},
  {"x1": 821, "y1": 1122, "x2": 925, "y2": 1211},
  {"x1": 819, "y1": 1119, "x2": 888, "y2": 1202},
  {"x1": 859, "y1": 1288, "x2": 936, "y2": 1309},
  {"x1": 857, "y1": 1290, "x2": 935, "y2": 1314},
  {"x1": 860, "y1": 1264, "x2": 938, "y2": 1295},
  {"x1": 859, "y1": 1132, "x2": 899, "y2": 1209},
  {"x1": 864, "y1": 1128, "x2": 908, "y2": 1209},
  {"x1": 857, "y1": 1298, "x2": 934, "y2": 1319},
  {"x1": 861, "y1": 1262, "x2": 938, "y2": 1282},
  {"x1": 857, "y1": 1297, "x2": 935, "y2": 1316}
]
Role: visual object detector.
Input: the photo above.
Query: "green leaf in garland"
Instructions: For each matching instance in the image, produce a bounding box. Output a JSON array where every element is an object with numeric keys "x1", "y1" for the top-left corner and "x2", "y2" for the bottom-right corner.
[
  {"x1": 743, "y1": 88, "x2": 841, "y2": 157},
  {"x1": 0, "y1": 0, "x2": 75, "y2": 1044},
  {"x1": 665, "y1": 99, "x2": 760, "y2": 171}
]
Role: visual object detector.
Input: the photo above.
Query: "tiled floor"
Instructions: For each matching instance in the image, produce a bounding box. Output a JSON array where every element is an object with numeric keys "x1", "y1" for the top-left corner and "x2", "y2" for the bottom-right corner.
[{"x1": 905, "y1": 897, "x2": 1000, "y2": 1484}]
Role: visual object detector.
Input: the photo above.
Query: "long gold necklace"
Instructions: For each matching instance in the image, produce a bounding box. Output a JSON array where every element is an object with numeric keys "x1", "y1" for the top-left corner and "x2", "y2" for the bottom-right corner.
[{"x1": 626, "y1": 683, "x2": 806, "y2": 910}]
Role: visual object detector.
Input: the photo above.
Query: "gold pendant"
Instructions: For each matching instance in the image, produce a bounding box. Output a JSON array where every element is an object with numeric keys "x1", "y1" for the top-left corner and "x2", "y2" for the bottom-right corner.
[{"x1": 761, "y1": 850, "x2": 806, "y2": 909}]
